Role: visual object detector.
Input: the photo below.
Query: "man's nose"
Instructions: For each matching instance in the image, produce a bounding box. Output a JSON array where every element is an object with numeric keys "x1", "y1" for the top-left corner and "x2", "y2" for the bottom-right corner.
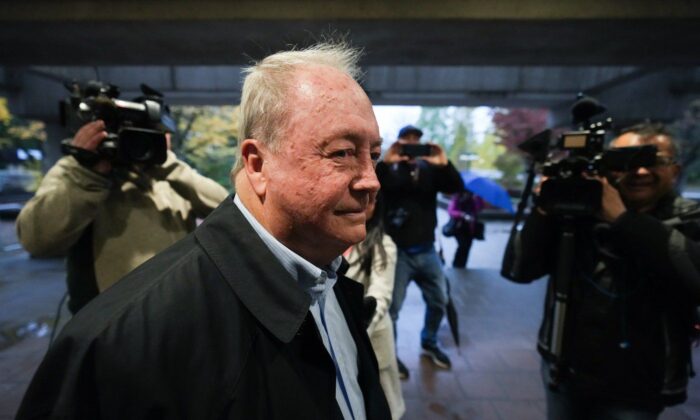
[
  {"x1": 354, "y1": 159, "x2": 380, "y2": 192},
  {"x1": 634, "y1": 166, "x2": 652, "y2": 176}
]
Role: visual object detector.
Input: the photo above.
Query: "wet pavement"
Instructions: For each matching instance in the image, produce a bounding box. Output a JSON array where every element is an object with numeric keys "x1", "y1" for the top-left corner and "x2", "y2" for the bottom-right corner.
[
  {"x1": 0, "y1": 214, "x2": 698, "y2": 419},
  {"x1": 0, "y1": 220, "x2": 65, "y2": 351}
]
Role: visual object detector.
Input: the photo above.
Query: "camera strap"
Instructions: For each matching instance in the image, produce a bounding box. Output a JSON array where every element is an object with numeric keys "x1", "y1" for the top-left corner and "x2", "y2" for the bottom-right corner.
[{"x1": 60, "y1": 139, "x2": 101, "y2": 168}]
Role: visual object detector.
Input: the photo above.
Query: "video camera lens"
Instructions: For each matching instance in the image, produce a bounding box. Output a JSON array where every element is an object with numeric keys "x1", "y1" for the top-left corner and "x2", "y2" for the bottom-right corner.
[{"x1": 116, "y1": 128, "x2": 167, "y2": 165}]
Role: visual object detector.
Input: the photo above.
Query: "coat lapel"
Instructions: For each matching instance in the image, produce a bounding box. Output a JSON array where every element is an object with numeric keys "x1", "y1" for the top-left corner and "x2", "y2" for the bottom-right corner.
[
  {"x1": 195, "y1": 196, "x2": 390, "y2": 419},
  {"x1": 194, "y1": 196, "x2": 311, "y2": 343}
]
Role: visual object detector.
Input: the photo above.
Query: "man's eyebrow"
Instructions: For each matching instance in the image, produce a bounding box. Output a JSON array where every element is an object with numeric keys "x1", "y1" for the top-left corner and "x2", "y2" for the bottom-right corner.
[{"x1": 325, "y1": 131, "x2": 382, "y2": 147}]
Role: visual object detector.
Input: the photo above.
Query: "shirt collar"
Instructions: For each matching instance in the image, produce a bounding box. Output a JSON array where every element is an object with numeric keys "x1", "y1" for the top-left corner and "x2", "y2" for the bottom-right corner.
[{"x1": 233, "y1": 195, "x2": 342, "y2": 302}]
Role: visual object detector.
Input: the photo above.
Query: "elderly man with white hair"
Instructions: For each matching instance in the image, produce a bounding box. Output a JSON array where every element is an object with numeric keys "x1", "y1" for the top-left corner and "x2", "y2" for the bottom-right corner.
[{"x1": 17, "y1": 42, "x2": 391, "y2": 420}]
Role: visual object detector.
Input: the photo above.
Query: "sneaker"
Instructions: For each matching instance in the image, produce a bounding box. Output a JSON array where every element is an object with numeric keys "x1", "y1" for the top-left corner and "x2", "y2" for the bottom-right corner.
[
  {"x1": 421, "y1": 343, "x2": 452, "y2": 369},
  {"x1": 397, "y1": 358, "x2": 409, "y2": 380}
]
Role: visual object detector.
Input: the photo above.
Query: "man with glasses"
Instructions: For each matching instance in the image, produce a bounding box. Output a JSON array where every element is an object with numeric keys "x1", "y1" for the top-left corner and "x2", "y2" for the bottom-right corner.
[{"x1": 503, "y1": 122, "x2": 700, "y2": 419}]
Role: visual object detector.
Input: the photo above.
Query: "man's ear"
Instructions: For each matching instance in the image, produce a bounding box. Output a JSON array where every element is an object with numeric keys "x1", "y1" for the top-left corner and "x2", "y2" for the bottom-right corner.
[{"x1": 240, "y1": 139, "x2": 267, "y2": 197}]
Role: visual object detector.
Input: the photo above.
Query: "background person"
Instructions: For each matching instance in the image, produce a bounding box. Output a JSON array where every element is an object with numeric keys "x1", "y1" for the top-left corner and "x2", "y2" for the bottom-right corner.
[
  {"x1": 17, "y1": 41, "x2": 391, "y2": 419},
  {"x1": 447, "y1": 189, "x2": 485, "y2": 269},
  {"x1": 16, "y1": 119, "x2": 228, "y2": 313},
  {"x1": 345, "y1": 193, "x2": 405, "y2": 419},
  {"x1": 377, "y1": 124, "x2": 464, "y2": 377},
  {"x1": 502, "y1": 122, "x2": 700, "y2": 419}
]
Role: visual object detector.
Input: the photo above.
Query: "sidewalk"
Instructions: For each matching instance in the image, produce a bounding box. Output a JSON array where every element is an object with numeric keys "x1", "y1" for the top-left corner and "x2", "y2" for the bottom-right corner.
[{"x1": 0, "y1": 218, "x2": 66, "y2": 419}]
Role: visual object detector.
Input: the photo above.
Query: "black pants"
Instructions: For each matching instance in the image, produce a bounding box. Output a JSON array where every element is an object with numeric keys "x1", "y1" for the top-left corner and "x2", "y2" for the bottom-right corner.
[
  {"x1": 452, "y1": 231, "x2": 473, "y2": 268},
  {"x1": 66, "y1": 225, "x2": 99, "y2": 314}
]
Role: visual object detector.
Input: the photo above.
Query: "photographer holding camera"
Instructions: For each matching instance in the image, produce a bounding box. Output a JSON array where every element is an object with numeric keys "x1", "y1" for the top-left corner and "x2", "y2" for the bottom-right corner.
[
  {"x1": 16, "y1": 87, "x2": 228, "y2": 314},
  {"x1": 502, "y1": 122, "x2": 700, "y2": 419},
  {"x1": 377, "y1": 125, "x2": 464, "y2": 376}
]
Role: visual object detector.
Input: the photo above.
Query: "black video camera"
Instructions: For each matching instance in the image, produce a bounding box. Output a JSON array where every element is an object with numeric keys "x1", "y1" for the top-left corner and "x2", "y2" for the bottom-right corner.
[
  {"x1": 59, "y1": 81, "x2": 175, "y2": 166},
  {"x1": 519, "y1": 94, "x2": 657, "y2": 217},
  {"x1": 400, "y1": 143, "x2": 432, "y2": 158}
]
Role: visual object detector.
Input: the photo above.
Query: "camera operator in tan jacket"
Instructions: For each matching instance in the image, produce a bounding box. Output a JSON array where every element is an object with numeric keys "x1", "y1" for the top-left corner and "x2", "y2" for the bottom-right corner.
[{"x1": 17, "y1": 120, "x2": 229, "y2": 313}]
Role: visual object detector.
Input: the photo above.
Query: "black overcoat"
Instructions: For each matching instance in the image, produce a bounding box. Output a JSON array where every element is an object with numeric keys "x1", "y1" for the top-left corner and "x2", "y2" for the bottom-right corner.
[{"x1": 17, "y1": 196, "x2": 391, "y2": 420}]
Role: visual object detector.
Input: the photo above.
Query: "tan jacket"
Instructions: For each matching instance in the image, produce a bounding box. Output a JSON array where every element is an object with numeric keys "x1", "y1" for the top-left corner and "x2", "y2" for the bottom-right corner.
[
  {"x1": 17, "y1": 151, "x2": 229, "y2": 291},
  {"x1": 346, "y1": 234, "x2": 405, "y2": 420}
]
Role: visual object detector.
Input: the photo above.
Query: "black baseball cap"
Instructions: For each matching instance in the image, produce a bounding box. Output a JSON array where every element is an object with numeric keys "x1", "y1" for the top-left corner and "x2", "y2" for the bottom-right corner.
[{"x1": 398, "y1": 125, "x2": 423, "y2": 139}]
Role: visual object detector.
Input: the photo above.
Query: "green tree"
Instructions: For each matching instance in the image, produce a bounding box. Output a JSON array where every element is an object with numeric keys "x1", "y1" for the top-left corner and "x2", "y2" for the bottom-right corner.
[
  {"x1": 494, "y1": 152, "x2": 525, "y2": 190},
  {"x1": 415, "y1": 106, "x2": 476, "y2": 166},
  {"x1": 449, "y1": 121, "x2": 469, "y2": 170},
  {"x1": 472, "y1": 132, "x2": 505, "y2": 170},
  {"x1": 0, "y1": 98, "x2": 46, "y2": 166},
  {"x1": 0, "y1": 98, "x2": 46, "y2": 192},
  {"x1": 415, "y1": 107, "x2": 453, "y2": 150},
  {"x1": 170, "y1": 105, "x2": 239, "y2": 188}
]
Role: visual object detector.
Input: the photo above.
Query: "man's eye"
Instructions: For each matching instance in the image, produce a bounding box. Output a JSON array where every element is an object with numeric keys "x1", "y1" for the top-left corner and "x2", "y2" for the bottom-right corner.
[
  {"x1": 370, "y1": 152, "x2": 381, "y2": 162},
  {"x1": 331, "y1": 149, "x2": 355, "y2": 159}
]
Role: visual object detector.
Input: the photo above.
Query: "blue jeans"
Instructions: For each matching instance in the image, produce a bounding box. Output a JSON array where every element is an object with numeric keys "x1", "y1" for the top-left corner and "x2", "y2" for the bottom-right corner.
[
  {"x1": 541, "y1": 362, "x2": 662, "y2": 420},
  {"x1": 389, "y1": 247, "x2": 448, "y2": 347}
]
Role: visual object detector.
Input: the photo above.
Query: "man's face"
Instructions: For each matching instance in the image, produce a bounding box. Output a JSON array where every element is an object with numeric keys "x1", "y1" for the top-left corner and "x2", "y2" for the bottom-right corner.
[
  {"x1": 609, "y1": 132, "x2": 680, "y2": 211},
  {"x1": 262, "y1": 66, "x2": 382, "y2": 260}
]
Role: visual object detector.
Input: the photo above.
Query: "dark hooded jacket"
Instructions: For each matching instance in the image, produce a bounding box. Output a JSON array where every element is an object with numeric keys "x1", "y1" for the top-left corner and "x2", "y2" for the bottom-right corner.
[
  {"x1": 17, "y1": 196, "x2": 391, "y2": 420},
  {"x1": 502, "y1": 193, "x2": 700, "y2": 410}
]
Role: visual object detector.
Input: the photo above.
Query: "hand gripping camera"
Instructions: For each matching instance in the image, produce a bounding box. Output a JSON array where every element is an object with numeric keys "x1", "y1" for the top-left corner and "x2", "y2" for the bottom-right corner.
[
  {"x1": 59, "y1": 81, "x2": 176, "y2": 166},
  {"x1": 519, "y1": 94, "x2": 657, "y2": 218}
]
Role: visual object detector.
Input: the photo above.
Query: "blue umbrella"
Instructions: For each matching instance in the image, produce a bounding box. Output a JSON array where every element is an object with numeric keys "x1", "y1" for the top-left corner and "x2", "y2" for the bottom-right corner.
[{"x1": 460, "y1": 170, "x2": 514, "y2": 213}]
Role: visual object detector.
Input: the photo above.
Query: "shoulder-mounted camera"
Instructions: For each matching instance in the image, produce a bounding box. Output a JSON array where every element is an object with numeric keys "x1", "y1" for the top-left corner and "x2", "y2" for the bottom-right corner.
[
  {"x1": 59, "y1": 81, "x2": 176, "y2": 166},
  {"x1": 518, "y1": 94, "x2": 657, "y2": 218}
]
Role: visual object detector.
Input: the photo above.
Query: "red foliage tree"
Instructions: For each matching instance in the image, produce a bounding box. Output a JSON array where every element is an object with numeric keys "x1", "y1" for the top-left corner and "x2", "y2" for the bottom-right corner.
[{"x1": 492, "y1": 108, "x2": 549, "y2": 153}]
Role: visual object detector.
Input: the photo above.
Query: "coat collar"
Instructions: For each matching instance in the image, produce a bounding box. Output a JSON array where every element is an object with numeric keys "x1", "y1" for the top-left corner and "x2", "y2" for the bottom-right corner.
[{"x1": 194, "y1": 196, "x2": 312, "y2": 343}]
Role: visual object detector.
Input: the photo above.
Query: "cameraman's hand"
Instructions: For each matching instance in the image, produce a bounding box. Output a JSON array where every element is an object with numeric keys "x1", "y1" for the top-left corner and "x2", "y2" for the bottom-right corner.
[
  {"x1": 598, "y1": 176, "x2": 626, "y2": 223},
  {"x1": 419, "y1": 142, "x2": 448, "y2": 166},
  {"x1": 533, "y1": 177, "x2": 548, "y2": 215},
  {"x1": 383, "y1": 140, "x2": 410, "y2": 164},
  {"x1": 71, "y1": 120, "x2": 111, "y2": 174}
]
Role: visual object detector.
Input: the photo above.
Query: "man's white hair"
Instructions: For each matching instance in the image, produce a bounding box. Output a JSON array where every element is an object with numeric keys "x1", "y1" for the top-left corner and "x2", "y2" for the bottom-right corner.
[{"x1": 231, "y1": 41, "x2": 363, "y2": 176}]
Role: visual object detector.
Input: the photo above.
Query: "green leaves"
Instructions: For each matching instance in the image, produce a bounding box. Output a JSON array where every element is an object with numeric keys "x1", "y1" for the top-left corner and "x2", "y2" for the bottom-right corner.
[{"x1": 170, "y1": 105, "x2": 240, "y2": 187}]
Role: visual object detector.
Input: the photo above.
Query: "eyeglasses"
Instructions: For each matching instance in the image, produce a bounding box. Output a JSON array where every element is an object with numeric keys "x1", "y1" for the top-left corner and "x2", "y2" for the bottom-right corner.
[
  {"x1": 653, "y1": 155, "x2": 676, "y2": 167},
  {"x1": 613, "y1": 155, "x2": 676, "y2": 173}
]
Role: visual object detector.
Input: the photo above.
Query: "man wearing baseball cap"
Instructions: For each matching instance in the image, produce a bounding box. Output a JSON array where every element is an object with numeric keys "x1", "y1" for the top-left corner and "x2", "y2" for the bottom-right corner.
[{"x1": 376, "y1": 124, "x2": 464, "y2": 377}]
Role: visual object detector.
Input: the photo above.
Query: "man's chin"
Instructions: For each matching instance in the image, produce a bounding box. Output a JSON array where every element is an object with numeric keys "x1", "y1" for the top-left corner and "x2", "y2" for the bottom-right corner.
[
  {"x1": 622, "y1": 191, "x2": 658, "y2": 211},
  {"x1": 621, "y1": 184, "x2": 654, "y2": 198},
  {"x1": 338, "y1": 226, "x2": 368, "y2": 247}
]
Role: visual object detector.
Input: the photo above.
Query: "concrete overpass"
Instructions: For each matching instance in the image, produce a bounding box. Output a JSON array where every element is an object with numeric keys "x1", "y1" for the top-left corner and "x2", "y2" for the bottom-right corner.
[{"x1": 2, "y1": 0, "x2": 700, "y2": 155}]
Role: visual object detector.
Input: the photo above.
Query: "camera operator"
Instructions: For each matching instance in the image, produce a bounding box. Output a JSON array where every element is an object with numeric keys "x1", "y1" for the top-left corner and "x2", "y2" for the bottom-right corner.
[
  {"x1": 377, "y1": 125, "x2": 464, "y2": 376},
  {"x1": 16, "y1": 118, "x2": 229, "y2": 314},
  {"x1": 503, "y1": 122, "x2": 700, "y2": 419}
]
